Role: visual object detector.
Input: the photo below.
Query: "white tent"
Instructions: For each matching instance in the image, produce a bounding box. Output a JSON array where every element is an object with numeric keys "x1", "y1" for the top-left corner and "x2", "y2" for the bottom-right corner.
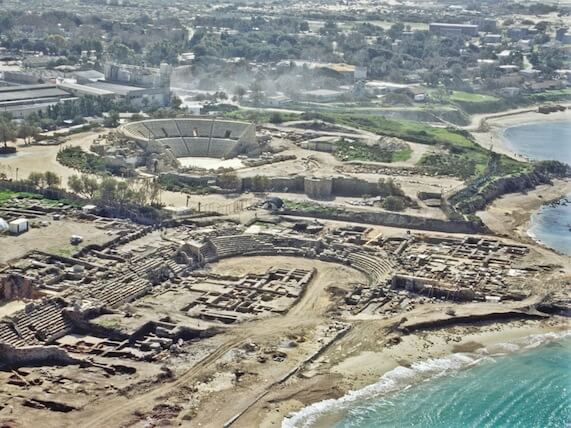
[{"x1": 0, "y1": 218, "x2": 8, "y2": 233}]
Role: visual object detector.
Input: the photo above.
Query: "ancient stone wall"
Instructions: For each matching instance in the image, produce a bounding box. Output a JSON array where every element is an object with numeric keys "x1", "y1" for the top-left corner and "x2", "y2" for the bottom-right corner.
[
  {"x1": 0, "y1": 343, "x2": 82, "y2": 367},
  {"x1": 391, "y1": 274, "x2": 476, "y2": 301},
  {"x1": 304, "y1": 177, "x2": 333, "y2": 199},
  {"x1": 332, "y1": 176, "x2": 379, "y2": 197},
  {"x1": 0, "y1": 274, "x2": 41, "y2": 301},
  {"x1": 282, "y1": 208, "x2": 488, "y2": 234}
]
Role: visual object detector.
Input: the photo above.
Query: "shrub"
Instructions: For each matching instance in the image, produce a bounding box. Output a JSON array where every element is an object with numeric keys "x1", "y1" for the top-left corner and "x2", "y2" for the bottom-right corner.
[
  {"x1": 382, "y1": 196, "x2": 407, "y2": 211},
  {"x1": 269, "y1": 112, "x2": 284, "y2": 124}
]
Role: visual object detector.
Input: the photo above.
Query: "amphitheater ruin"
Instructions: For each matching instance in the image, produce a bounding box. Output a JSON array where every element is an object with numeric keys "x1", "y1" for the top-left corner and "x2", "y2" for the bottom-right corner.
[
  {"x1": 0, "y1": 113, "x2": 569, "y2": 427},
  {"x1": 1, "y1": 179, "x2": 568, "y2": 428}
]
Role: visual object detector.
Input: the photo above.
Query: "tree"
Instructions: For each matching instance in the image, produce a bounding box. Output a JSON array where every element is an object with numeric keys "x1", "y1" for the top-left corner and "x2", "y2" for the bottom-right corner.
[
  {"x1": 145, "y1": 40, "x2": 181, "y2": 66},
  {"x1": 28, "y1": 172, "x2": 45, "y2": 188},
  {"x1": 98, "y1": 177, "x2": 118, "y2": 202},
  {"x1": 104, "y1": 111, "x2": 120, "y2": 128},
  {"x1": 234, "y1": 85, "x2": 247, "y2": 101},
  {"x1": 171, "y1": 95, "x2": 183, "y2": 109},
  {"x1": 18, "y1": 124, "x2": 40, "y2": 145},
  {"x1": 81, "y1": 175, "x2": 99, "y2": 198},
  {"x1": 217, "y1": 172, "x2": 241, "y2": 190},
  {"x1": 28, "y1": 171, "x2": 60, "y2": 188},
  {"x1": 108, "y1": 40, "x2": 135, "y2": 63},
  {"x1": 0, "y1": 117, "x2": 16, "y2": 148},
  {"x1": 68, "y1": 174, "x2": 98, "y2": 198},
  {"x1": 68, "y1": 175, "x2": 83, "y2": 195},
  {"x1": 378, "y1": 178, "x2": 404, "y2": 197},
  {"x1": 382, "y1": 195, "x2": 406, "y2": 211},
  {"x1": 44, "y1": 171, "x2": 61, "y2": 188},
  {"x1": 251, "y1": 175, "x2": 270, "y2": 192},
  {"x1": 269, "y1": 112, "x2": 284, "y2": 124},
  {"x1": 319, "y1": 20, "x2": 339, "y2": 36},
  {"x1": 249, "y1": 81, "x2": 265, "y2": 106},
  {"x1": 388, "y1": 23, "x2": 405, "y2": 40}
]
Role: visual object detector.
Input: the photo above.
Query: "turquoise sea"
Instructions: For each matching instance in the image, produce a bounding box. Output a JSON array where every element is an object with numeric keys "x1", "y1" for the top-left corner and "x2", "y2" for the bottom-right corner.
[
  {"x1": 504, "y1": 121, "x2": 571, "y2": 255},
  {"x1": 283, "y1": 335, "x2": 571, "y2": 428}
]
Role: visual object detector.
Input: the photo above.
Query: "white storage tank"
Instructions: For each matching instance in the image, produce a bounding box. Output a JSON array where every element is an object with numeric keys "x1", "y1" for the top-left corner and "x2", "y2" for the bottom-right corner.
[
  {"x1": 9, "y1": 218, "x2": 28, "y2": 235},
  {"x1": 0, "y1": 217, "x2": 8, "y2": 234}
]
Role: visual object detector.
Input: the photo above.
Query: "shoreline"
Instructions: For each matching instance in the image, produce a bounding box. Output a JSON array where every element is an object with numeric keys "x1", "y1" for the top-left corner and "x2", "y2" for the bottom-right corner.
[
  {"x1": 259, "y1": 317, "x2": 569, "y2": 428},
  {"x1": 472, "y1": 109, "x2": 571, "y2": 251},
  {"x1": 471, "y1": 108, "x2": 571, "y2": 160},
  {"x1": 477, "y1": 178, "x2": 571, "y2": 248},
  {"x1": 526, "y1": 193, "x2": 571, "y2": 255}
]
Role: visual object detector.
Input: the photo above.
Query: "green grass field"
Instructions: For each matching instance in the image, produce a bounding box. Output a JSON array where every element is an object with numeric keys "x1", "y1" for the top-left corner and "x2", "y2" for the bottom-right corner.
[
  {"x1": 224, "y1": 109, "x2": 300, "y2": 123},
  {"x1": 334, "y1": 139, "x2": 412, "y2": 163},
  {"x1": 0, "y1": 190, "x2": 44, "y2": 204},
  {"x1": 449, "y1": 91, "x2": 500, "y2": 103},
  {"x1": 0, "y1": 189, "x2": 80, "y2": 208},
  {"x1": 302, "y1": 112, "x2": 528, "y2": 178}
]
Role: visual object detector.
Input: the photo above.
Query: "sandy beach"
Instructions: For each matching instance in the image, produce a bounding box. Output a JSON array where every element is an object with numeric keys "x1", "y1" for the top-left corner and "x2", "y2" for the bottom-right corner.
[
  {"x1": 477, "y1": 178, "x2": 571, "y2": 242},
  {"x1": 471, "y1": 108, "x2": 571, "y2": 160},
  {"x1": 246, "y1": 316, "x2": 569, "y2": 428},
  {"x1": 469, "y1": 108, "x2": 571, "y2": 247}
]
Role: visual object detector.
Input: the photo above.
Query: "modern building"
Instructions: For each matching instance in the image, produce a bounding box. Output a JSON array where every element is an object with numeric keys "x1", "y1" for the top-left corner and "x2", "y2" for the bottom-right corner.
[
  {"x1": 302, "y1": 89, "x2": 346, "y2": 102},
  {"x1": 429, "y1": 23, "x2": 478, "y2": 36},
  {"x1": 482, "y1": 34, "x2": 502, "y2": 44},
  {"x1": 0, "y1": 84, "x2": 74, "y2": 118},
  {"x1": 103, "y1": 63, "x2": 172, "y2": 89},
  {"x1": 59, "y1": 80, "x2": 169, "y2": 108}
]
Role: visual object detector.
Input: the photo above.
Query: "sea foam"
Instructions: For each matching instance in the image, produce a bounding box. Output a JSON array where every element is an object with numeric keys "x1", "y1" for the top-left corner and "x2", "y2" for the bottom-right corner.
[{"x1": 282, "y1": 330, "x2": 570, "y2": 428}]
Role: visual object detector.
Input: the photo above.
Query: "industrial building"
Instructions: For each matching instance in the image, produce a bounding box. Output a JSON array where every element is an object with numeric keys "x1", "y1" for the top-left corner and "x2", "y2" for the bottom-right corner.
[
  {"x1": 56, "y1": 62, "x2": 173, "y2": 108},
  {"x1": 429, "y1": 23, "x2": 479, "y2": 36},
  {"x1": 0, "y1": 84, "x2": 75, "y2": 118},
  {"x1": 59, "y1": 80, "x2": 169, "y2": 108}
]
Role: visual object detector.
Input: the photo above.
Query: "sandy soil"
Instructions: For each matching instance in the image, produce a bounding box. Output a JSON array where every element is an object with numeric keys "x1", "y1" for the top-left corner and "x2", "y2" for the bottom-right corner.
[
  {"x1": 0, "y1": 217, "x2": 114, "y2": 264},
  {"x1": 477, "y1": 179, "x2": 571, "y2": 244},
  {"x1": 59, "y1": 256, "x2": 366, "y2": 428},
  {"x1": 238, "y1": 315, "x2": 569, "y2": 428},
  {"x1": 0, "y1": 130, "x2": 108, "y2": 185}
]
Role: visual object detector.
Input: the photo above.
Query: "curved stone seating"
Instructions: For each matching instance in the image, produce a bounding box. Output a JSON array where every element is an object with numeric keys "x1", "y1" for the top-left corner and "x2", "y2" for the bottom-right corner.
[
  {"x1": 347, "y1": 251, "x2": 394, "y2": 286},
  {"x1": 121, "y1": 118, "x2": 255, "y2": 159},
  {"x1": 161, "y1": 138, "x2": 188, "y2": 157},
  {"x1": 0, "y1": 299, "x2": 72, "y2": 347},
  {"x1": 210, "y1": 234, "x2": 274, "y2": 258}
]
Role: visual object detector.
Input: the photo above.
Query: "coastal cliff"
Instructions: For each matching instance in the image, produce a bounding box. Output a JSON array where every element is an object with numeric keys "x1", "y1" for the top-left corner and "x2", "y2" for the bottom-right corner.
[{"x1": 450, "y1": 161, "x2": 571, "y2": 214}]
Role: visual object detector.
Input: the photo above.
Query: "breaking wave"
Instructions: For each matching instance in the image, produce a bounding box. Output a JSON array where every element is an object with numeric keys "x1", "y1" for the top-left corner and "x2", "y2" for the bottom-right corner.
[{"x1": 282, "y1": 330, "x2": 570, "y2": 428}]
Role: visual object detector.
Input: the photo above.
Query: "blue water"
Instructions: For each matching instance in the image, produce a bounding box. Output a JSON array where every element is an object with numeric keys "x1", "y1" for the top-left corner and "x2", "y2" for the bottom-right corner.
[
  {"x1": 528, "y1": 198, "x2": 571, "y2": 255},
  {"x1": 333, "y1": 339, "x2": 571, "y2": 428},
  {"x1": 503, "y1": 122, "x2": 571, "y2": 165},
  {"x1": 284, "y1": 335, "x2": 571, "y2": 428},
  {"x1": 504, "y1": 121, "x2": 571, "y2": 255}
]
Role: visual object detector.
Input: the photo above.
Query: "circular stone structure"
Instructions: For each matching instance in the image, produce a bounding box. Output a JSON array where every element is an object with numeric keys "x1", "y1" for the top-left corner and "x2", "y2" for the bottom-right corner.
[{"x1": 120, "y1": 117, "x2": 258, "y2": 160}]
